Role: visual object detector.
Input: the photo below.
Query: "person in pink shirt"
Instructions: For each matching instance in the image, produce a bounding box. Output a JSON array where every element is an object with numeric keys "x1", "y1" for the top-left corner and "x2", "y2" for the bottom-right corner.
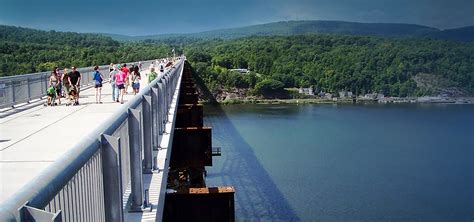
[{"x1": 115, "y1": 65, "x2": 127, "y2": 104}]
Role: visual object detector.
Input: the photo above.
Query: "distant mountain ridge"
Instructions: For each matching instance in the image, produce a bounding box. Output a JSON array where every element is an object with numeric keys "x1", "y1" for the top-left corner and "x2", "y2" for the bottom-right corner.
[
  {"x1": 99, "y1": 20, "x2": 473, "y2": 43},
  {"x1": 0, "y1": 25, "x2": 118, "y2": 46},
  {"x1": 424, "y1": 26, "x2": 474, "y2": 42},
  {"x1": 191, "y1": 20, "x2": 440, "y2": 38}
]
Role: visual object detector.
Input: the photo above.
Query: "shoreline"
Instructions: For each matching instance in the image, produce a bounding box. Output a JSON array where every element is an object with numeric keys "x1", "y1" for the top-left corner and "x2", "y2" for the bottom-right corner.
[{"x1": 203, "y1": 97, "x2": 474, "y2": 105}]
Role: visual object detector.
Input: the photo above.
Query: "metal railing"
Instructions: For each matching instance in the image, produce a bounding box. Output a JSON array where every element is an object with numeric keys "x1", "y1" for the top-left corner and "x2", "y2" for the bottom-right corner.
[
  {"x1": 0, "y1": 58, "x2": 185, "y2": 221},
  {"x1": 0, "y1": 60, "x2": 155, "y2": 109}
]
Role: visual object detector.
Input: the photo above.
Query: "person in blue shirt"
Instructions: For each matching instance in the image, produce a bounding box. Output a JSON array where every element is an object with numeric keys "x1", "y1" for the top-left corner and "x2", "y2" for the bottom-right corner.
[{"x1": 92, "y1": 66, "x2": 104, "y2": 104}]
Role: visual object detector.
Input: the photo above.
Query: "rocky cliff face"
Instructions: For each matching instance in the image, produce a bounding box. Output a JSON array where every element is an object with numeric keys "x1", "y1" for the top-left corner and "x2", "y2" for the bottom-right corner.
[
  {"x1": 213, "y1": 88, "x2": 250, "y2": 102},
  {"x1": 413, "y1": 73, "x2": 469, "y2": 97}
]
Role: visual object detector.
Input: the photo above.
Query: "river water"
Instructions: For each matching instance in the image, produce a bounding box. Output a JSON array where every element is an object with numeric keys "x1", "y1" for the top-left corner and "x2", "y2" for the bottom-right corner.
[{"x1": 203, "y1": 104, "x2": 474, "y2": 221}]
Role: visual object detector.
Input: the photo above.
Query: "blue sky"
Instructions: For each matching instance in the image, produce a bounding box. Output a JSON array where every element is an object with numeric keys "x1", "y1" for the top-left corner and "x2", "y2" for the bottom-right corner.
[{"x1": 0, "y1": 0, "x2": 473, "y2": 36}]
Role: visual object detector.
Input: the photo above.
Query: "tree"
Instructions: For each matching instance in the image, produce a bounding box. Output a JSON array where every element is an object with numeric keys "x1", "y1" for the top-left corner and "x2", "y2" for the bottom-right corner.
[{"x1": 254, "y1": 79, "x2": 285, "y2": 97}]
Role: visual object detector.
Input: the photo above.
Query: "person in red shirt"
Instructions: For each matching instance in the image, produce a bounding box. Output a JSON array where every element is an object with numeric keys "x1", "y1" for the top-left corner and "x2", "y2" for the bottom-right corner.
[
  {"x1": 121, "y1": 64, "x2": 130, "y2": 94},
  {"x1": 121, "y1": 63, "x2": 129, "y2": 74}
]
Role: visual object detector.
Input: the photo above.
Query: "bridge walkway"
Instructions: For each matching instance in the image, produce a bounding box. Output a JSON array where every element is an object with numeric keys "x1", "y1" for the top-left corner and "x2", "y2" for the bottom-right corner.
[{"x1": 0, "y1": 65, "x2": 175, "y2": 221}]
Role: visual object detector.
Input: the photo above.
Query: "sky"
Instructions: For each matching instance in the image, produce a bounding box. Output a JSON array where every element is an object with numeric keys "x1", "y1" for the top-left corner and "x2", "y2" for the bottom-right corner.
[{"x1": 0, "y1": 0, "x2": 473, "y2": 36}]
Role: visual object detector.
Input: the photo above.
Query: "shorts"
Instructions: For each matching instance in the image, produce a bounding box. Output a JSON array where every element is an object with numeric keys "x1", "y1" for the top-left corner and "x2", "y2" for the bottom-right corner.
[
  {"x1": 117, "y1": 84, "x2": 125, "y2": 89},
  {"x1": 94, "y1": 83, "x2": 103, "y2": 88},
  {"x1": 132, "y1": 83, "x2": 140, "y2": 89}
]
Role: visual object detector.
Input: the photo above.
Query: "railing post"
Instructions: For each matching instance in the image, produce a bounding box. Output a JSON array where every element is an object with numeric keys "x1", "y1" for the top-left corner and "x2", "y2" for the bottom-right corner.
[
  {"x1": 101, "y1": 134, "x2": 124, "y2": 222},
  {"x1": 161, "y1": 77, "x2": 168, "y2": 123},
  {"x1": 165, "y1": 75, "x2": 171, "y2": 110},
  {"x1": 157, "y1": 81, "x2": 165, "y2": 134},
  {"x1": 151, "y1": 86, "x2": 159, "y2": 149},
  {"x1": 44, "y1": 73, "x2": 48, "y2": 95},
  {"x1": 151, "y1": 86, "x2": 160, "y2": 171},
  {"x1": 26, "y1": 77, "x2": 31, "y2": 102},
  {"x1": 11, "y1": 80, "x2": 16, "y2": 107},
  {"x1": 142, "y1": 94, "x2": 153, "y2": 174},
  {"x1": 40, "y1": 74, "x2": 45, "y2": 98},
  {"x1": 165, "y1": 75, "x2": 171, "y2": 119},
  {"x1": 128, "y1": 108, "x2": 144, "y2": 212}
]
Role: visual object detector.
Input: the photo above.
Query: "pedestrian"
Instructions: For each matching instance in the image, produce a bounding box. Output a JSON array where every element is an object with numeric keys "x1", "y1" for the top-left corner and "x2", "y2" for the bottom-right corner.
[
  {"x1": 93, "y1": 66, "x2": 104, "y2": 103},
  {"x1": 54, "y1": 67, "x2": 63, "y2": 98},
  {"x1": 115, "y1": 66, "x2": 127, "y2": 104},
  {"x1": 109, "y1": 63, "x2": 114, "y2": 72},
  {"x1": 148, "y1": 67, "x2": 157, "y2": 83},
  {"x1": 48, "y1": 70, "x2": 60, "y2": 105},
  {"x1": 131, "y1": 66, "x2": 141, "y2": 95},
  {"x1": 121, "y1": 64, "x2": 129, "y2": 94},
  {"x1": 159, "y1": 63, "x2": 164, "y2": 73},
  {"x1": 158, "y1": 60, "x2": 164, "y2": 73},
  {"x1": 109, "y1": 65, "x2": 119, "y2": 102},
  {"x1": 52, "y1": 68, "x2": 62, "y2": 104},
  {"x1": 62, "y1": 68, "x2": 70, "y2": 99},
  {"x1": 128, "y1": 64, "x2": 135, "y2": 93},
  {"x1": 68, "y1": 66, "x2": 81, "y2": 105}
]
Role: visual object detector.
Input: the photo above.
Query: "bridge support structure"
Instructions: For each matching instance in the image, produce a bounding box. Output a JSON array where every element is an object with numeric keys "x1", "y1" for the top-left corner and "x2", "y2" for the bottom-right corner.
[{"x1": 163, "y1": 61, "x2": 235, "y2": 222}]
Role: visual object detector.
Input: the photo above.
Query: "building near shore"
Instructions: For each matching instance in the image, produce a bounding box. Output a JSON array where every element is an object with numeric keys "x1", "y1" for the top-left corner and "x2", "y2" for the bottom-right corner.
[
  {"x1": 229, "y1": 68, "x2": 249, "y2": 74},
  {"x1": 299, "y1": 87, "x2": 314, "y2": 95},
  {"x1": 338, "y1": 91, "x2": 353, "y2": 98}
]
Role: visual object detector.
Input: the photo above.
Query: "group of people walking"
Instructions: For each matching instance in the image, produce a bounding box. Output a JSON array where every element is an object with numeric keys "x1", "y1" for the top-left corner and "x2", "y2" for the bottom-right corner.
[
  {"x1": 47, "y1": 66, "x2": 81, "y2": 106},
  {"x1": 109, "y1": 63, "x2": 146, "y2": 104},
  {"x1": 46, "y1": 59, "x2": 171, "y2": 107}
]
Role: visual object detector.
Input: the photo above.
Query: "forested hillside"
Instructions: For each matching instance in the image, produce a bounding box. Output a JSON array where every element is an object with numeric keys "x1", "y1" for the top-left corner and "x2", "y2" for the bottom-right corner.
[
  {"x1": 184, "y1": 35, "x2": 474, "y2": 97},
  {"x1": 2, "y1": 25, "x2": 473, "y2": 98},
  {"x1": 0, "y1": 25, "x2": 172, "y2": 76}
]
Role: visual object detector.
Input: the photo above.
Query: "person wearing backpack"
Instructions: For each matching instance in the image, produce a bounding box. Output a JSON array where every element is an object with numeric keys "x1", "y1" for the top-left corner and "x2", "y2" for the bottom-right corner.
[{"x1": 93, "y1": 66, "x2": 104, "y2": 104}]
